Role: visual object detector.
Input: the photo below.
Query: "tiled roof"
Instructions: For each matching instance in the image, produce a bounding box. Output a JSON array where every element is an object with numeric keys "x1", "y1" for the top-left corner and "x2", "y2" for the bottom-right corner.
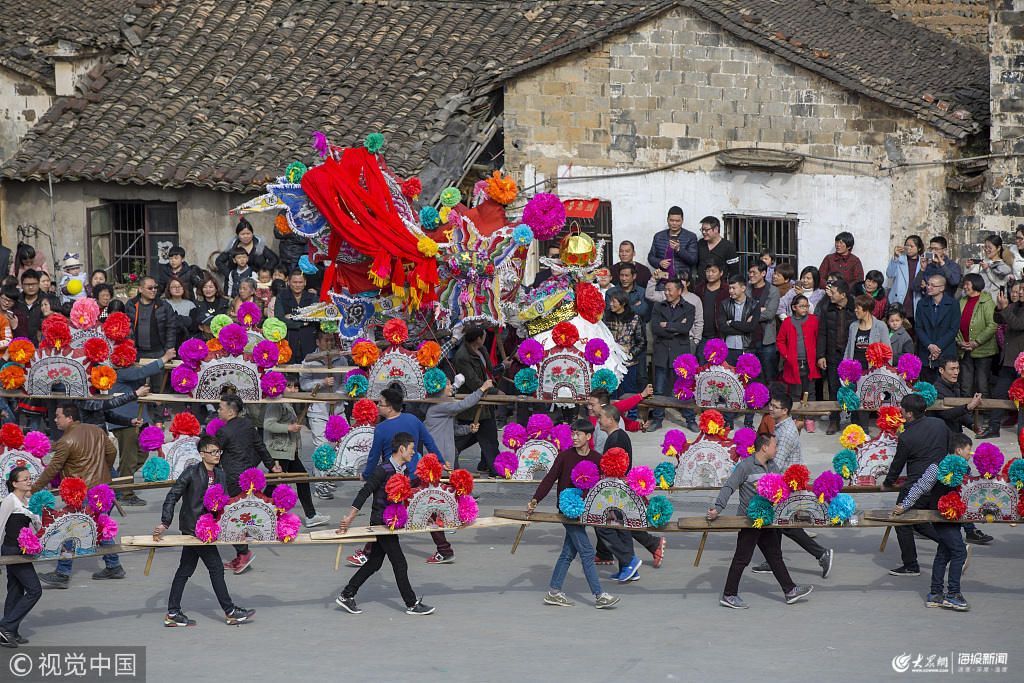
[{"x1": 1, "y1": 0, "x2": 989, "y2": 195}]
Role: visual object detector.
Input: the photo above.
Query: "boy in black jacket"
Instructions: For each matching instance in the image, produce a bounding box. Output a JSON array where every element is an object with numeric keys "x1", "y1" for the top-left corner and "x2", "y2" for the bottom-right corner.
[
  {"x1": 335, "y1": 432, "x2": 434, "y2": 616},
  {"x1": 155, "y1": 434, "x2": 255, "y2": 627}
]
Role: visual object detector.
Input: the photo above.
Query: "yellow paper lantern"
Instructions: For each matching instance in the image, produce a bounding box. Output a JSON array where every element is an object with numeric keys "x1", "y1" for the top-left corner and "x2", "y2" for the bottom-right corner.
[{"x1": 558, "y1": 227, "x2": 596, "y2": 267}]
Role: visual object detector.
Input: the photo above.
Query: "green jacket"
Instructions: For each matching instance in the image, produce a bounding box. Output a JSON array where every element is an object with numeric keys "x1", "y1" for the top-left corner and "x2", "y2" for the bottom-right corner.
[
  {"x1": 264, "y1": 402, "x2": 300, "y2": 461},
  {"x1": 956, "y1": 291, "x2": 997, "y2": 358}
]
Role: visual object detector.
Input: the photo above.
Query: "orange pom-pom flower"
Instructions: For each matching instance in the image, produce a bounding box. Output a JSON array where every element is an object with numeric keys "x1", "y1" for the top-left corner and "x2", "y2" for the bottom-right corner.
[
  {"x1": 90, "y1": 365, "x2": 117, "y2": 391},
  {"x1": 484, "y1": 171, "x2": 517, "y2": 205},
  {"x1": 0, "y1": 365, "x2": 25, "y2": 390},
  {"x1": 416, "y1": 341, "x2": 441, "y2": 368},
  {"x1": 8, "y1": 338, "x2": 35, "y2": 365},
  {"x1": 351, "y1": 341, "x2": 379, "y2": 368},
  {"x1": 277, "y1": 340, "x2": 292, "y2": 364},
  {"x1": 275, "y1": 212, "x2": 292, "y2": 235}
]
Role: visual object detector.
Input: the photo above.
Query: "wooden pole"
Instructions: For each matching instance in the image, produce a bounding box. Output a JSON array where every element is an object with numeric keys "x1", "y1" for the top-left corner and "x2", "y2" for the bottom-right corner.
[
  {"x1": 510, "y1": 524, "x2": 527, "y2": 554},
  {"x1": 144, "y1": 548, "x2": 155, "y2": 576},
  {"x1": 113, "y1": 499, "x2": 126, "y2": 517},
  {"x1": 694, "y1": 532, "x2": 708, "y2": 567},
  {"x1": 334, "y1": 544, "x2": 343, "y2": 571},
  {"x1": 879, "y1": 526, "x2": 892, "y2": 552}
]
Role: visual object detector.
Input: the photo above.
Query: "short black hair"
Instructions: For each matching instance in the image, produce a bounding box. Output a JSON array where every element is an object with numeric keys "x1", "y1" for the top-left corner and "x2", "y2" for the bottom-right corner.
[
  {"x1": 380, "y1": 387, "x2": 404, "y2": 412},
  {"x1": 775, "y1": 262, "x2": 796, "y2": 281},
  {"x1": 6, "y1": 466, "x2": 28, "y2": 493},
  {"x1": 963, "y1": 272, "x2": 985, "y2": 293},
  {"x1": 900, "y1": 392, "x2": 928, "y2": 419},
  {"x1": 864, "y1": 270, "x2": 885, "y2": 290},
  {"x1": 727, "y1": 274, "x2": 747, "y2": 286},
  {"x1": 700, "y1": 216, "x2": 720, "y2": 230},
  {"x1": 667, "y1": 206, "x2": 684, "y2": 219},
  {"x1": 705, "y1": 256, "x2": 726, "y2": 274},
  {"x1": 168, "y1": 246, "x2": 186, "y2": 258},
  {"x1": 753, "y1": 433, "x2": 775, "y2": 452},
  {"x1": 664, "y1": 278, "x2": 682, "y2": 290},
  {"x1": 464, "y1": 326, "x2": 485, "y2": 344},
  {"x1": 390, "y1": 431, "x2": 415, "y2": 453},
  {"x1": 590, "y1": 388, "x2": 611, "y2": 404},
  {"x1": 92, "y1": 283, "x2": 114, "y2": 301},
  {"x1": 571, "y1": 418, "x2": 595, "y2": 435},
  {"x1": 800, "y1": 266, "x2": 821, "y2": 289},
  {"x1": 770, "y1": 391, "x2": 793, "y2": 413},
  {"x1": 937, "y1": 353, "x2": 959, "y2": 371},
  {"x1": 619, "y1": 240, "x2": 635, "y2": 249},
  {"x1": 197, "y1": 434, "x2": 220, "y2": 452},
  {"x1": 906, "y1": 235, "x2": 924, "y2": 252},
  {"x1": 601, "y1": 404, "x2": 621, "y2": 422},
  {"x1": 20, "y1": 269, "x2": 39, "y2": 283},
  {"x1": 231, "y1": 247, "x2": 249, "y2": 259},
  {"x1": 0, "y1": 284, "x2": 20, "y2": 302},
  {"x1": 759, "y1": 249, "x2": 776, "y2": 263},
  {"x1": 747, "y1": 260, "x2": 767, "y2": 274},
  {"x1": 835, "y1": 231, "x2": 855, "y2": 249},
  {"x1": 948, "y1": 432, "x2": 973, "y2": 453},
  {"x1": 832, "y1": 280, "x2": 851, "y2": 297},
  {"x1": 220, "y1": 393, "x2": 244, "y2": 416},
  {"x1": 929, "y1": 235, "x2": 948, "y2": 249},
  {"x1": 235, "y1": 217, "x2": 254, "y2": 235},
  {"x1": 619, "y1": 262, "x2": 636, "y2": 276},
  {"x1": 57, "y1": 402, "x2": 79, "y2": 422},
  {"x1": 885, "y1": 303, "x2": 906, "y2": 320}
]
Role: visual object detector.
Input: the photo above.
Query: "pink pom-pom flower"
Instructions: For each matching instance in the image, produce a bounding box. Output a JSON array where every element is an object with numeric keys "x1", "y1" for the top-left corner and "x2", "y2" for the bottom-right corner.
[
  {"x1": 195, "y1": 513, "x2": 220, "y2": 542},
  {"x1": 218, "y1": 323, "x2": 249, "y2": 355},
  {"x1": 813, "y1": 471, "x2": 844, "y2": 504},
  {"x1": 458, "y1": 495, "x2": 479, "y2": 525},
  {"x1": 97, "y1": 513, "x2": 118, "y2": 541},
  {"x1": 526, "y1": 413, "x2": 553, "y2": 439},
  {"x1": 206, "y1": 418, "x2": 226, "y2": 436},
  {"x1": 973, "y1": 443, "x2": 1004, "y2": 478},
  {"x1": 276, "y1": 513, "x2": 301, "y2": 542},
  {"x1": 661, "y1": 429, "x2": 688, "y2": 457},
  {"x1": 87, "y1": 484, "x2": 115, "y2": 513},
  {"x1": 239, "y1": 468, "x2": 266, "y2": 496},
  {"x1": 673, "y1": 377, "x2": 694, "y2": 402},
  {"x1": 70, "y1": 297, "x2": 100, "y2": 330},
  {"x1": 521, "y1": 192, "x2": 566, "y2": 240},
  {"x1": 252, "y1": 340, "x2": 280, "y2": 369},
  {"x1": 673, "y1": 354, "x2": 699, "y2": 379},
  {"x1": 383, "y1": 503, "x2": 408, "y2": 530},
  {"x1": 178, "y1": 338, "x2": 209, "y2": 368},
  {"x1": 203, "y1": 484, "x2": 230, "y2": 512},
  {"x1": 502, "y1": 424, "x2": 528, "y2": 449},
  {"x1": 897, "y1": 354, "x2": 922, "y2": 382},
  {"x1": 494, "y1": 451, "x2": 519, "y2": 479},
  {"x1": 627, "y1": 466, "x2": 655, "y2": 497},
  {"x1": 571, "y1": 460, "x2": 601, "y2": 489},
  {"x1": 260, "y1": 371, "x2": 287, "y2": 398},
  {"x1": 237, "y1": 301, "x2": 262, "y2": 330},
  {"x1": 18, "y1": 527, "x2": 42, "y2": 555},
  {"x1": 325, "y1": 414, "x2": 350, "y2": 442},
  {"x1": 517, "y1": 339, "x2": 545, "y2": 366},
  {"x1": 271, "y1": 484, "x2": 298, "y2": 512},
  {"x1": 744, "y1": 382, "x2": 770, "y2": 409},
  {"x1": 837, "y1": 359, "x2": 863, "y2": 385},
  {"x1": 583, "y1": 338, "x2": 610, "y2": 365},
  {"x1": 171, "y1": 365, "x2": 198, "y2": 394},
  {"x1": 23, "y1": 431, "x2": 50, "y2": 459},
  {"x1": 756, "y1": 472, "x2": 790, "y2": 505},
  {"x1": 735, "y1": 353, "x2": 761, "y2": 381},
  {"x1": 550, "y1": 424, "x2": 572, "y2": 450},
  {"x1": 1014, "y1": 352, "x2": 1024, "y2": 377},
  {"x1": 138, "y1": 426, "x2": 165, "y2": 452},
  {"x1": 733, "y1": 427, "x2": 757, "y2": 458},
  {"x1": 703, "y1": 338, "x2": 728, "y2": 365}
]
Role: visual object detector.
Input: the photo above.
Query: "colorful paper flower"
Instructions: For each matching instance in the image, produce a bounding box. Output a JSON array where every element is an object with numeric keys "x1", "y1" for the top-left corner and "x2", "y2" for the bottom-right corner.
[
  {"x1": 18, "y1": 527, "x2": 42, "y2": 555},
  {"x1": 237, "y1": 301, "x2": 262, "y2": 329},
  {"x1": 178, "y1": 338, "x2": 208, "y2": 368},
  {"x1": 383, "y1": 503, "x2": 408, "y2": 530},
  {"x1": 142, "y1": 455, "x2": 171, "y2": 482},
  {"x1": 69, "y1": 297, "x2": 100, "y2": 329},
  {"x1": 344, "y1": 373, "x2": 368, "y2": 397},
  {"x1": 661, "y1": 429, "x2": 688, "y2": 458},
  {"x1": 937, "y1": 455, "x2": 970, "y2": 487},
  {"x1": 486, "y1": 171, "x2": 518, "y2": 205},
  {"x1": 512, "y1": 224, "x2": 533, "y2": 245},
  {"x1": 654, "y1": 462, "x2": 676, "y2": 489},
  {"x1": 522, "y1": 193, "x2": 566, "y2": 240},
  {"x1": 450, "y1": 469, "x2": 474, "y2": 497},
  {"x1": 7, "y1": 338, "x2": 35, "y2": 364},
  {"x1": 937, "y1": 491, "x2": 966, "y2": 520},
  {"x1": 699, "y1": 410, "x2": 727, "y2": 437},
  {"x1": 571, "y1": 460, "x2": 601, "y2": 490},
  {"x1": 271, "y1": 484, "x2": 298, "y2": 512},
  {"x1": 827, "y1": 493, "x2": 856, "y2": 525},
  {"x1": 673, "y1": 377, "x2": 695, "y2": 402},
  {"x1": 0, "y1": 365, "x2": 25, "y2": 390},
  {"x1": 28, "y1": 490, "x2": 56, "y2": 516},
  {"x1": 171, "y1": 365, "x2": 198, "y2": 393},
  {"x1": 744, "y1": 383, "x2": 769, "y2": 409},
  {"x1": 209, "y1": 313, "x2": 233, "y2": 337},
  {"x1": 351, "y1": 341, "x2": 379, "y2": 367},
  {"x1": 502, "y1": 423, "x2": 528, "y2": 449},
  {"x1": 812, "y1": 471, "x2": 844, "y2": 504},
  {"x1": 913, "y1": 381, "x2": 938, "y2": 407},
  {"x1": 575, "y1": 282, "x2": 605, "y2": 323},
  {"x1": 876, "y1": 406, "x2": 905, "y2": 434},
  {"x1": 734, "y1": 353, "x2": 761, "y2": 381},
  {"x1": 415, "y1": 453, "x2": 444, "y2": 484},
  {"x1": 973, "y1": 443, "x2": 1004, "y2": 478},
  {"x1": 897, "y1": 354, "x2": 922, "y2": 382},
  {"x1": 58, "y1": 477, "x2": 87, "y2": 508},
  {"x1": 139, "y1": 426, "x2": 165, "y2": 452},
  {"x1": 352, "y1": 398, "x2": 379, "y2": 426},
  {"x1": 261, "y1": 371, "x2": 287, "y2": 398},
  {"x1": 865, "y1": 342, "x2": 892, "y2": 368},
  {"x1": 550, "y1": 424, "x2": 572, "y2": 450},
  {"x1": 551, "y1": 321, "x2": 580, "y2": 347},
  {"x1": 218, "y1": 323, "x2": 248, "y2": 355},
  {"x1": 591, "y1": 368, "x2": 618, "y2": 392},
  {"x1": 783, "y1": 464, "x2": 810, "y2": 491},
  {"x1": 833, "y1": 449, "x2": 858, "y2": 480},
  {"x1": 382, "y1": 319, "x2": 409, "y2": 345},
  {"x1": 23, "y1": 431, "x2": 50, "y2": 459},
  {"x1": 1009, "y1": 378, "x2": 1024, "y2": 408},
  {"x1": 102, "y1": 312, "x2": 130, "y2": 341},
  {"x1": 420, "y1": 206, "x2": 440, "y2": 230},
  {"x1": 110, "y1": 341, "x2": 137, "y2": 367},
  {"x1": 703, "y1": 338, "x2": 728, "y2": 365},
  {"x1": 195, "y1": 514, "x2": 221, "y2": 543},
  {"x1": 837, "y1": 359, "x2": 863, "y2": 385},
  {"x1": 673, "y1": 354, "x2": 699, "y2": 380},
  {"x1": 312, "y1": 130, "x2": 329, "y2": 156},
  {"x1": 204, "y1": 484, "x2": 230, "y2": 512},
  {"x1": 95, "y1": 513, "x2": 118, "y2": 541},
  {"x1": 84, "y1": 484, "x2": 114, "y2": 514},
  {"x1": 83, "y1": 337, "x2": 109, "y2": 363},
  {"x1": 1008, "y1": 458, "x2": 1024, "y2": 490},
  {"x1": 312, "y1": 443, "x2": 337, "y2": 471},
  {"x1": 732, "y1": 427, "x2": 757, "y2": 458},
  {"x1": 41, "y1": 316, "x2": 71, "y2": 350},
  {"x1": 170, "y1": 413, "x2": 201, "y2": 438},
  {"x1": 276, "y1": 513, "x2": 301, "y2": 542},
  {"x1": 89, "y1": 365, "x2": 116, "y2": 391},
  {"x1": 364, "y1": 132, "x2": 384, "y2": 154},
  {"x1": 439, "y1": 186, "x2": 462, "y2": 208},
  {"x1": 584, "y1": 338, "x2": 610, "y2": 365},
  {"x1": 627, "y1": 466, "x2": 655, "y2": 497},
  {"x1": 514, "y1": 368, "x2": 538, "y2": 394},
  {"x1": 416, "y1": 341, "x2": 441, "y2": 368},
  {"x1": 839, "y1": 424, "x2": 866, "y2": 450},
  {"x1": 756, "y1": 472, "x2": 790, "y2": 505},
  {"x1": 558, "y1": 488, "x2": 585, "y2": 518},
  {"x1": 276, "y1": 340, "x2": 292, "y2": 364},
  {"x1": 457, "y1": 494, "x2": 479, "y2": 525},
  {"x1": 601, "y1": 447, "x2": 629, "y2": 478},
  {"x1": 239, "y1": 467, "x2": 266, "y2": 496},
  {"x1": 400, "y1": 177, "x2": 422, "y2": 200},
  {"x1": 259, "y1": 317, "x2": 286, "y2": 343},
  {"x1": 646, "y1": 496, "x2": 673, "y2": 527},
  {"x1": 495, "y1": 451, "x2": 519, "y2": 479},
  {"x1": 527, "y1": 413, "x2": 553, "y2": 439},
  {"x1": 321, "y1": 414, "x2": 349, "y2": 443},
  {"x1": 385, "y1": 473, "x2": 412, "y2": 502},
  {"x1": 837, "y1": 385, "x2": 860, "y2": 412},
  {"x1": 517, "y1": 339, "x2": 545, "y2": 366},
  {"x1": 206, "y1": 418, "x2": 226, "y2": 436},
  {"x1": 746, "y1": 495, "x2": 775, "y2": 528}
]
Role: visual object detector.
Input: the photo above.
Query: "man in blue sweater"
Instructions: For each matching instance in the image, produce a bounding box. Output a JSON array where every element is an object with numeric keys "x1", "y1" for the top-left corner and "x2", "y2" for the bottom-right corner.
[{"x1": 360, "y1": 387, "x2": 442, "y2": 481}]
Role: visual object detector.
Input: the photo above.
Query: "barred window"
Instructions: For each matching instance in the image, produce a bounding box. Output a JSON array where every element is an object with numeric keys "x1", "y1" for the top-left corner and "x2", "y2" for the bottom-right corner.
[{"x1": 723, "y1": 214, "x2": 799, "y2": 275}]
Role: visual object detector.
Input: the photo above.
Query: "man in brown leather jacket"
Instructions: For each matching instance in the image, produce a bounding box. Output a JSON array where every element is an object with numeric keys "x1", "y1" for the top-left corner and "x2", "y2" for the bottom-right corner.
[{"x1": 32, "y1": 402, "x2": 123, "y2": 587}]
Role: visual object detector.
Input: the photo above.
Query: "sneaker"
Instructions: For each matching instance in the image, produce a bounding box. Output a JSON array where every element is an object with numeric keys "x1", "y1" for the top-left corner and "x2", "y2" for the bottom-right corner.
[
  {"x1": 426, "y1": 552, "x2": 455, "y2": 564},
  {"x1": 785, "y1": 585, "x2": 813, "y2": 604},
  {"x1": 165, "y1": 611, "x2": 196, "y2": 627},
  {"x1": 941, "y1": 592, "x2": 970, "y2": 611},
  {"x1": 544, "y1": 591, "x2": 575, "y2": 607},
  {"x1": 804, "y1": 419, "x2": 815, "y2": 433},
  {"x1": 925, "y1": 592, "x2": 945, "y2": 608},
  {"x1": 719, "y1": 594, "x2": 748, "y2": 609},
  {"x1": 819, "y1": 549, "x2": 834, "y2": 579},
  {"x1": 889, "y1": 566, "x2": 921, "y2": 577},
  {"x1": 335, "y1": 595, "x2": 361, "y2": 614},
  {"x1": 346, "y1": 550, "x2": 367, "y2": 567},
  {"x1": 37, "y1": 571, "x2": 70, "y2": 588},
  {"x1": 751, "y1": 562, "x2": 772, "y2": 574},
  {"x1": 120, "y1": 494, "x2": 147, "y2": 506},
  {"x1": 327, "y1": 482, "x2": 338, "y2": 489},
  {"x1": 0, "y1": 627, "x2": 16, "y2": 649},
  {"x1": 223, "y1": 555, "x2": 240, "y2": 570},
  {"x1": 406, "y1": 598, "x2": 435, "y2": 615},
  {"x1": 315, "y1": 483, "x2": 334, "y2": 500},
  {"x1": 595, "y1": 558, "x2": 615, "y2": 566},
  {"x1": 653, "y1": 537, "x2": 666, "y2": 568},
  {"x1": 11, "y1": 633, "x2": 27, "y2": 645},
  {"x1": 648, "y1": 420, "x2": 663, "y2": 432},
  {"x1": 619, "y1": 556, "x2": 642, "y2": 581},
  {"x1": 964, "y1": 528, "x2": 993, "y2": 544},
  {"x1": 826, "y1": 421, "x2": 839, "y2": 436},
  {"x1": 595, "y1": 592, "x2": 620, "y2": 609},
  {"x1": 92, "y1": 566, "x2": 126, "y2": 580},
  {"x1": 225, "y1": 607, "x2": 255, "y2": 625},
  {"x1": 685, "y1": 421, "x2": 698, "y2": 432},
  {"x1": 304, "y1": 513, "x2": 331, "y2": 528},
  {"x1": 233, "y1": 552, "x2": 254, "y2": 574}
]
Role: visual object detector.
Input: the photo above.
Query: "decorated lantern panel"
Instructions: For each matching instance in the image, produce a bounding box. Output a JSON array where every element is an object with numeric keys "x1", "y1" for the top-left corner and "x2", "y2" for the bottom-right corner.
[
  {"x1": 25, "y1": 349, "x2": 92, "y2": 397},
  {"x1": 774, "y1": 490, "x2": 829, "y2": 527},
  {"x1": 194, "y1": 358, "x2": 262, "y2": 402},
  {"x1": 537, "y1": 349, "x2": 591, "y2": 401},
  {"x1": 162, "y1": 436, "x2": 202, "y2": 480},
  {"x1": 511, "y1": 439, "x2": 558, "y2": 480},
  {"x1": 37, "y1": 510, "x2": 99, "y2": 559},
  {"x1": 322, "y1": 425, "x2": 375, "y2": 477},
  {"x1": 405, "y1": 484, "x2": 462, "y2": 530},
  {"x1": 855, "y1": 432, "x2": 900, "y2": 485},
  {"x1": 218, "y1": 496, "x2": 280, "y2": 543},
  {"x1": 693, "y1": 366, "x2": 745, "y2": 410},
  {"x1": 673, "y1": 434, "x2": 736, "y2": 488},
  {"x1": 958, "y1": 476, "x2": 1020, "y2": 522},
  {"x1": 856, "y1": 366, "x2": 912, "y2": 411},
  {"x1": 580, "y1": 478, "x2": 648, "y2": 529},
  {"x1": 366, "y1": 348, "x2": 426, "y2": 401},
  {"x1": 0, "y1": 451, "x2": 44, "y2": 500}
]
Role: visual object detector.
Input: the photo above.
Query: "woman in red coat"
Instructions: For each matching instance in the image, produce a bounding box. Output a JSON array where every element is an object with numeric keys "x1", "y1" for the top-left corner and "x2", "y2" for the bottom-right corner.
[{"x1": 776, "y1": 294, "x2": 820, "y2": 432}]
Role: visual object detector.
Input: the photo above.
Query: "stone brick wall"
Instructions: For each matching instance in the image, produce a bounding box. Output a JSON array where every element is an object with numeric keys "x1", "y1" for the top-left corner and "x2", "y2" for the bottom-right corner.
[
  {"x1": 863, "y1": 0, "x2": 989, "y2": 49},
  {"x1": 0, "y1": 66, "x2": 54, "y2": 164},
  {"x1": 504, "y1": 7, "x2": 959, "y2": 256}
]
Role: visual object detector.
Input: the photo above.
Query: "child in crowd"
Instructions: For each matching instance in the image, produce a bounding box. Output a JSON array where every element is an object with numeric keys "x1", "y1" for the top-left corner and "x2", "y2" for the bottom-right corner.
[
  {"x1": 254, "y1": 267, "x2": 274, "y2": 309},
  {"x1": 527, "y1": 419, "x2": 620, "y2": 609},
  {"x1": 57, "y1": 253, "x2": 87, "y2": 305},
  {"x1": 226, "y1": 248, "x2": 253, "y2": 298},
  {"x1": 272, "y1": 266, "x2": 289, "y2": 286},
  {"x1": 335, "y1": 432, "x2": 435, "y2": 616},
  {"x1": 885, "y1": 304, "x2": 914, "y2": 362},
  {"x1": 776, "y1": 295, "x2": 819, "y2": 431},
  {"x1": 155, "y1": 434, "x2": 256, "y2": 626},
  {"x1": 759, "y1": 249, "x2": 777, "y2": 283},
  {"x1": 891, "y1": 432, "x2": 972, "y2": 611}
]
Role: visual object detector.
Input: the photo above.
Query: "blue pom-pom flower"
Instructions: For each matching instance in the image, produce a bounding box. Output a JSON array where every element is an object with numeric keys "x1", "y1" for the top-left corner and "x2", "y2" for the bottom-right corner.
[
  {"x1": 827, "y1": 493, "x2": 856, "y2": 525},
  {"x1": 142, "y1": 455, "x2": 171, "y2": 482},
  {"x1": 558, "y1": 488, "x2": 585, "y2": 518},
  {"x1": 514, "y1": 368, "x2": 538, "y2": 394},
  {"x1": 937, "y1": 454, "x2": 970, "y2": 487},
  {"x1": 653, "y1": 462, "x2": 676, "y2": 490},
  {"x1": 28, "y1": 490, "x2": 56, "y2": 516},
  {"x1": 312, "y1": 443, "x2": 338, "y2": 471},
  {"x1": 512, "y1": 224, "x2": 534, "y2": 246}
]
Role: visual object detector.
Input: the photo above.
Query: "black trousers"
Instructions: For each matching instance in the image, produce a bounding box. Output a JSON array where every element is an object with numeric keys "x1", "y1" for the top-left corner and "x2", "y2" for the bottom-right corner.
[
  {"x1": 724, "y1": 528, "x2": 796, "y2": 597},
  {"x1": 758, "y1": 528, "x2": 826, "y2": 562},
  {"x1": 265, "y1": 457, "x2": 315, "y2": 518},
  {"x1": 895, "y1": 486, "x2": 940, "y2": 571},
  {"x1": 594, "y1": 528, "x2": 634, "y2": 570},
  {"x1": 455, "y1": 417, "x2": 499, "y2": 475},
  {"x1": 1, "y1": 544, "x2": 41, "y2": 633},
  {"x1": 343, "y1": 535, "x2": 416, "y2": 607},
  {"x1": 167, "y1": 544, "x2": 234, "y2": 613},
  {"x1": 596, "y1": 529, "x2": 660, "y2": 560}
]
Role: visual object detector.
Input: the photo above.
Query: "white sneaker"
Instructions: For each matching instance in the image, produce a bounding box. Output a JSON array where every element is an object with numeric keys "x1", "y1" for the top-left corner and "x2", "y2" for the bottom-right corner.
[{"x1": 305, "y1": 513, "x2": 331, "y2": 528}]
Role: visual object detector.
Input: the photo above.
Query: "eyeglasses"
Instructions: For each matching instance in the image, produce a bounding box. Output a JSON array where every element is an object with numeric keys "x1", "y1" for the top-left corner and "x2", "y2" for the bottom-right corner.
[
  {"x1": 144, "y1": 286, "x2": 157, "y2": 290},
  {"x1": 201, "y1": 449, "x2": 223, "y2": 455}
]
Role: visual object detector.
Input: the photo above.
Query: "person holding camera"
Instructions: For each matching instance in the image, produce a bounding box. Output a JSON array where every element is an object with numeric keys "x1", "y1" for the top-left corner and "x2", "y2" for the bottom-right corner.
[{"x1": 912, "y1": 236, "x2": 961, "y2": 298}]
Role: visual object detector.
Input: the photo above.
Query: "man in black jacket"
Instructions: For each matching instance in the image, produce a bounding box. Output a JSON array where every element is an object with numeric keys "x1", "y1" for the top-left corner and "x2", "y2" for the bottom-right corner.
[
  {"x1": 718, "y1": 275, "x2": 757, "y2": 429},
  {"x1": 155, "y1": 434, "x2": 255, "y2": 627},
  {"x1": 932, "y1": 355, "x2": 983, "y2": 434},
  {"x1": 815, "y1": 277, "x2": 856, "y2": 435},
  {"x1": 649, "y1": 278, "x2": 695, "y2": 432},
  {"x1": 275, "y1": 270, "x2": 318, "y2": 363},
  {"x1": 217, "y1": 394, "x2": 281, "y2": 574},
  {"x1": 126, "y1": 277, "x2": 178, "y2": 356},
  {"x1": 881, "y1": 393, "x2": 949, "y2": 577}
]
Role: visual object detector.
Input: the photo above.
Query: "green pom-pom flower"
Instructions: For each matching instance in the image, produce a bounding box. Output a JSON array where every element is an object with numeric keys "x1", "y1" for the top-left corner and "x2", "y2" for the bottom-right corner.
[
  {"x1": 312, "y1": 444, "x2": 338, "y2": 472},
  {"x1": 745, "y1": 494, "x2": 775, "y2": 528},
  {"x1": 837, "y1": 385, "x2": 860, "y2": 412},
  {"x1": 210, "y1": 314, "x2": 233, "y2": 337},
  {"x1": 142, "y1": 455, "x2": 171, "y2": 482},
  {"x1": 646, "y1": 496, "x2": 674, "y2": 527},
  {"x1": 591, "y1": 368, "x2": 619, "y2": 392},
  {"x1": 319, "y1": 320, "x2": 339, "y2": 334},
  {"x1": 913, "y1": 381, "x2": 937, "y2": 407},
  {"x1": 28, "y1": 490, "x2": 56, "y2": 516},
  {"x1": 285, "y1": 161, "x2": 307, "y2": 183},
  {"x1": 439, "y1": 187, "x2": 462, "y2": 208},
  {"x1": 937, "y1": 454, "x2": 970, "y2": 487},
  {"x1": 653, "y1": 462, "x2": 676, "y2": 489},
  {"x1": 832, "y1": 449, "x2": 859, "y2": 481},
  {"x1": 423, "y1": 368, "x2": 447, "y2": 394},
  {"x1": 514, "y1": 368, "x2": 538, "y2": 394},
  {"x1": 262, "y1": 317, "x2": 287, "y2": 343},
  {"x1": 364, "y1": 133, "x2": 384, "y2": 154}
]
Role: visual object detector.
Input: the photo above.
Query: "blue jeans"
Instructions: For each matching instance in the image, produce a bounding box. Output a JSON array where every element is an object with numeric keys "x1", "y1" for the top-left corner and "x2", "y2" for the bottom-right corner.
[
  {"x1": 550, "y1": 523, "x2": 603, "y2": 596},
  {"x1": 930, "y1": 523, "x2": 967, "y2": 595},
  {"x1": 56, "y1": 538, "x2": 119, "y2": 576},
  {"x1": 613, "y1": 365, "x2": 639, "y2": 419},
  {"x1": 755, "y1": 341, "x2": 779, "y2": 383},
  {"x1": 652, "y1": 366, "x2": 672, "y2": 422}
]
